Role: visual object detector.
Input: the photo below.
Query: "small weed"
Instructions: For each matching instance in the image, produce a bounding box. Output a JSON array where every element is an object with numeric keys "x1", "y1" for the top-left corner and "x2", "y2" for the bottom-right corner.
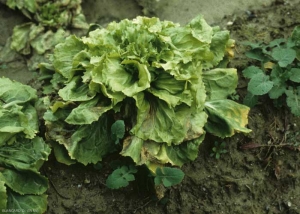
[
  {"x1": 210, "y1": 141, "x2": 228, "y2": 159},
  {"x1": 242, "y1": 26, "x2": 300, "y2": 116}
]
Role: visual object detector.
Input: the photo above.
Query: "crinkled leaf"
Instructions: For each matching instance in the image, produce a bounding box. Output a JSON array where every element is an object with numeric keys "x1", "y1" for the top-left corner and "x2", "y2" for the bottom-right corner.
[
  {"x1": 31, "y1": 28, "x2": 66, "y2": 54},
  {"x1": 0, "y1": 77, "x2": 37, "y2": 105},
  {"x1": 58, "y1": 76, "x2": 96, "y2": 102},
  {"x1": 0, "y1": 104, "x2": 38, "y2": 143},
  {"x1": 121, "y1": 135, "x2": 205, "y2": 170},
  {"x1": 247, "y1": 73, "x2": 274, "y2": 95},
  {"x1": 53, "y1": 35, "x2": 86, "y2": 80},
  {"x1": 54, "y1": 114, "x2": 116, "y2": 165},
  {"x1": 0, "y1": 137, "x2": 51, "y2": 172},
  {"x1": 1, "y1": 169, "x2": 48, "y2": 195},
  {"x1": 204, "y1": 100, "x2": 251, "y2": 138},
  {"x1": 154, "y1": 167, "x2": 184, "y2": 187},
  {"x1": 65, "y1": 96, "x2": 112, "y2": 125},
  {"x1": 11, "y1": 23, "x2": 44, "y2": 55},
  {"x1": 6, "y1": 189, "x2": 47, "y2": 214},
  {"x1": 106, "y1": 165, "x2": 137, "y2": 189},
  {"x1": 202, "y1": 68, "x2": 238, "y2": 100},
  {"x1": 131, "y1": 92, "x2": 206, "y2": 145}
]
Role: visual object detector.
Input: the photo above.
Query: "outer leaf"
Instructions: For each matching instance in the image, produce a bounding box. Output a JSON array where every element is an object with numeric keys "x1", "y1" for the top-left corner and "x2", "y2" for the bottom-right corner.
[
  {"x1": 247, "y1": 73, "x2": 274, "y2": 95},
  {"x1": 0, "y1": 180, "x2": 7, "y2": 210},
  {"x1": 154, "y1": 167, "x2": 184, "y2": 187},
  {"x1": 0, "y1": 77, "x2": 37, "y2": 105},
  {"x1": 202, "y1": 68, "x2": 238, "y2": 100},
  {"x1": 51, "y1": 141, "x2": 76, "y2": 165},
  {"x1": 7, "y1": 189, "x2": 47, "y2": 214},
  {"x1": 121, "y1": 135, "x2": 205, "y2": 170},
  {"x1": 57, "y1": 114, "x2": 116, "y2": 165},
  {"x1": 1, "y1": 169, "x2": 48, "y2": 195},
  {"x1": 204, "y1": 100, "x2": 251, "y2": 138},
  {"x1": 106, "y1": 165, "x2": 137, "y2": 189},
  {"x1": 0, "y1": 137, "x2": 51, "y2": 172}
]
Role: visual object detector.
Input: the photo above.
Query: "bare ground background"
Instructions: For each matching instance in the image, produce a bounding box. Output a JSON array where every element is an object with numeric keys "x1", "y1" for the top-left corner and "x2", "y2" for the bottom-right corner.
[{"x1": 1, "y1": 0, "x2": 300, "y2": 213}]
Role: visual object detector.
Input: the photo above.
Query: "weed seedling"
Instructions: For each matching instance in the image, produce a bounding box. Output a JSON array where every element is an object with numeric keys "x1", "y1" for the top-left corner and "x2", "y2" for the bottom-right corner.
[{"x1": 210, "y1": 141, "x2": 228, "y2": 159}]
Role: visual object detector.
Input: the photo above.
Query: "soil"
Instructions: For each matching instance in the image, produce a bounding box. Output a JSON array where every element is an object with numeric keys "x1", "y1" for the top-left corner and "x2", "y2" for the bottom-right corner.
[{"x1": 1, "y1": 1, "x2": 300, "y2": 214}]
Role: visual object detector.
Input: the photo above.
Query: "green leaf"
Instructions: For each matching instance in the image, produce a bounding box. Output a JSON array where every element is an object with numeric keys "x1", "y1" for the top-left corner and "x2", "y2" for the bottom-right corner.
[
  {"x1": 106, "y1": 165, "x2": 137, "y2": 189},
  {"x1": 247, "y1": 73, "x2": 274, "y2": 95},
  {"x1": 271, "y1": 47, "x2": 296, "y2": 67},
  {"x1": 154, "y1": 167, "x2": 184, "y2": 187},
  {"x1": 289, "y1": 68, "x2": 300, "y2": 83},
  {"x1": 285, "y1": 87, "x2": 300, "y2": 116},
  {"x1": 243, "y1": 92, "x2": 258, "y2": 108},
  {"x1": 0, "y1": 137, "x2": 51, "y2": 172},
  {"x1": 202, "y1": 68, "x2": 238, "y2": 100},
  {"x1": 0, "y1": 180, "x2": 7, "y2": 210},
  {"x1": 1, "y1": 169, "x2": 48, "y2": 195},
  {"x1": 53, "y1": 35, "x2": 86, "y2": 80},
  {"x1": 51, "y1": 141, "x2": 76, "y2": 165},
  {"x1": 268, "y1": 38, "x2": 286, "y2": 48},
  {"x1": 245, "y1": 49, "x2": 268, "y2": 61},
  {"x1": 131, "y1": 90, "x2": 207, "y2": 146},
  {"x1": 242, "y1": 66, "x2": 264, "y2": 79},
  {"x1": 111, "y1": 120, "x2": 125, "y2": 144},
  {"x1": 6, "y1": 189, "x2": 47, "y2": 214},
  {"x1": 204, "y1": 100, "x2": 251, "y2": 138},
  {"x1": 0, "y1": 77, "x2": 37, "y2": 105},
  {"x1": 53, "y1": 114, "x2": 116, "y2": 165},
  {"x1": 291, "y1": 26, "x2": 300, "y2": 46}
]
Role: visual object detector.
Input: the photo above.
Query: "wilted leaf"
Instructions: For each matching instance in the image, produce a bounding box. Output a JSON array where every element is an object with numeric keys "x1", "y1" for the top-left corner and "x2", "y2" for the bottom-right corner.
[{"x1": 204, "y1": 100, "x2": 251, "y2": 138}]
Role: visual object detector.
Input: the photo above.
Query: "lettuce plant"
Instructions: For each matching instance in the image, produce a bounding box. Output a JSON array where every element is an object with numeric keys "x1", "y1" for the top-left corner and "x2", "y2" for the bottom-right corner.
[
  {"x1": 41, "y1": 15, "x2": 251, "y2": 179},
  {"x1": 4, "y1": 0, "x2": 88, "y2": 57},
  {"x1": 0, "y1": 78, "x2": 51, "y2": 213}
]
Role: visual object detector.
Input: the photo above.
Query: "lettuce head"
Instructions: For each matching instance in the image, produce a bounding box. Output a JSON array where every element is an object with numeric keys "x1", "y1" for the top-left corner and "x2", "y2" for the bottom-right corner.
[{"x1": 42, "y1": 15, "x2": 251, "y2": 172}]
